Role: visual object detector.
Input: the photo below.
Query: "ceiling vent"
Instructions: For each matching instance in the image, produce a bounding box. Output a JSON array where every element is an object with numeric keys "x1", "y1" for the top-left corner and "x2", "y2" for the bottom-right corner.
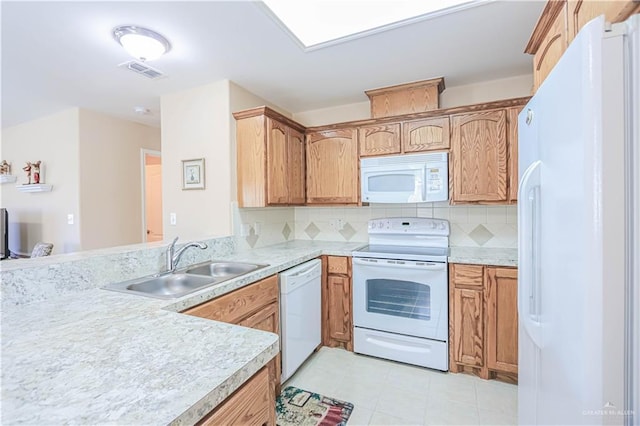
[{"x1": 118, "y1": 60, "x2": 166, "y2": 80}]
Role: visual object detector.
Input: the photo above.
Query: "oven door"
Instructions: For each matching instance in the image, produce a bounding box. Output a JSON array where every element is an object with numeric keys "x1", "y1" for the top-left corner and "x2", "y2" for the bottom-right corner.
[{"x1": 353, "y1": 257, "x2": 448, "y2": 341}]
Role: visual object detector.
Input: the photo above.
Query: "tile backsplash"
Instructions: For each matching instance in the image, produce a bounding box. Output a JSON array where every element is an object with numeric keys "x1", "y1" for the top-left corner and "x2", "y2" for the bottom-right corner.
[{"x1": 234, "y1": 202, "x2": 517, "y2": 249}]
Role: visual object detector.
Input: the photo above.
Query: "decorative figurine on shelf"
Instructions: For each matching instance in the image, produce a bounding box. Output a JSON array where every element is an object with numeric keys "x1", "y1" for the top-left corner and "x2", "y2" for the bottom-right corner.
[
  {"x1": 23, "y1": 162, "x2": 32, "y2": 184},
  {"x1": 0, "y1": 160, "x2": 11, "y2": 175},
  {"x1": 32, "y1": 161, "x2": 41, "y2": 184},
  {"x1": 23, "y1": 161, "x2": 42, "y2": 184}
]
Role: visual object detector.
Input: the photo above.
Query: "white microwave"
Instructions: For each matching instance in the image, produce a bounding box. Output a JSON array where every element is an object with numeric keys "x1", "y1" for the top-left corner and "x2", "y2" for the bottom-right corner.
[{"x1": 361, "y1": 152, "x2": 448, "y2": 203}]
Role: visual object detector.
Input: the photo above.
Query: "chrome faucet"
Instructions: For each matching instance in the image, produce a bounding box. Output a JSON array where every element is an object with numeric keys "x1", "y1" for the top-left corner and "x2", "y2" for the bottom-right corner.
[{"x1": 166, "y1": 237, "x2": 208, "y2": 273}]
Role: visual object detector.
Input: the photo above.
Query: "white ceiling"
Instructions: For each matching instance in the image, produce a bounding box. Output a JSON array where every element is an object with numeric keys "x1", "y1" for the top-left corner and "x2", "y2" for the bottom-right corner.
[{"x1": 1, "y1": 1, "x2": 545, "y2": 129}]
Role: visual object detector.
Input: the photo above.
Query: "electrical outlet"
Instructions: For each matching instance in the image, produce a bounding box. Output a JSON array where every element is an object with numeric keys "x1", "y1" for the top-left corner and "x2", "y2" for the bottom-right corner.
[
  {"x1": 169, "y1": 213, "x2": 177, "y2": 226},
  {"x1": 253, "y1": 222, "x2": 262, "y2": 235},
  {"x1": 67, "y1": 214, "x2": 74, "y2": 225}
]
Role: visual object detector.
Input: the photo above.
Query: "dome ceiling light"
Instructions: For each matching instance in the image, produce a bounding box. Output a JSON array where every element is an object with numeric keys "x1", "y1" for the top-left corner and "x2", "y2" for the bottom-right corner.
[{"x1": 113, "y1": 25, "x2": 171, "y2": 62}]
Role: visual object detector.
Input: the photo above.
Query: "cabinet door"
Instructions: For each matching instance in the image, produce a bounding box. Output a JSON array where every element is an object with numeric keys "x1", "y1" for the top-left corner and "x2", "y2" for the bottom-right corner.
[
  {"x1": 198, "y1": 366, "x2": 274, "y2": 426},
  {"x1": 238, "y1": 301, "x2": 281, "y2": 389},
  {"x1": 451, "y1": 110, "x2": 508, "y2": 203},
  {"x1": 452, "y1": 288, "x2": 484, "y2": 367},
  {"x1": 266, "y1": 118, "x2": 289, "y2": 205},
  {"x1": 325, "y1": 274, "x2": 352, "y2": 348},
  {"x1": 485, "y1": 267, "x2": 518, "y2": 374},
  {"x1": 306, "y1": 129, "x2": 359, "y2": 204},
  {"x1": 507, "y1": 107, "x2": 521, "y2": 202},
  {"x1": 288, "y1": 127, "x2": 306, "y2": 205},
  {"x1": 358, "y1": 123, "x2": 401, "y2": 157},
  {"x1": 533, "y1": 4, "x2": 567, "y2": 91},
  {"x1": 402, "y1": 117, "x2": 450, "y2": 152},
  {"x1": 238, "y1": 301, "x2": 279, "y2": 334}
]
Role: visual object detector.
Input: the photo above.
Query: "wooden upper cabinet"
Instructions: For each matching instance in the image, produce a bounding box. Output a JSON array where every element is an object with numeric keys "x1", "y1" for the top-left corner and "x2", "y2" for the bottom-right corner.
[
  {"x1": 525, "y1": 0, "x2": 638, "y2": 92},
  {"x1": 306, "y1": 129, "x2": 359, "y2": 204},
  {"x1": 358, "y1": 123, "x2": 401, "y2": 157},
  {"x1": 402, "y1": 116, "x2": 450, "y2": 153},
  {"x1": 288, "y1": 127, "x2": 306, "y2": 205},
  {"x1": 507, "y1": 107, "x2": 521, "y2": 202},
  {"x1": 365, "y1": 77, "x2": 445, "y2": 118},
  {"x1": 234, "y1": 107, "x2": 306, "y2": 207},
  {"x1": 451, "y1": 109, "x2": 508, "y2": 203},
  {"x1": 485, "y1": 267, "x2": 519, "y2": 375},
  {"x1": 567, "y1": 0, "x2": 640, "y2": 42},
  {"x1": 266, "y1": 118, "x2": 288, "y2": 205}
]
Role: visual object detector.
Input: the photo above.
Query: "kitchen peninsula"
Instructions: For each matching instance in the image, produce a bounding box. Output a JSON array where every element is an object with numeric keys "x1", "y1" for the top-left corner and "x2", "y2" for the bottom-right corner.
[{"x1": 0, "y1": 239, "x2": 363, "y2": 424}]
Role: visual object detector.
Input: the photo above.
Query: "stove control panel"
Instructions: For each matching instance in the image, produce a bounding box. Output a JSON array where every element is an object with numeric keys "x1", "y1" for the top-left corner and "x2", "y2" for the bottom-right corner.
[{"x1": 367, "y1": 217, "x2": 450, "y2": 236}]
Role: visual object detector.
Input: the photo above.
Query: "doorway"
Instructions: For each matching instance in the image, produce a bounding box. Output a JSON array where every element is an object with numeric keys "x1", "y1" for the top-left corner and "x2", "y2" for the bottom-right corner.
[{"x1": 141, "y1": 149, "x2": 163, "y2": 242}]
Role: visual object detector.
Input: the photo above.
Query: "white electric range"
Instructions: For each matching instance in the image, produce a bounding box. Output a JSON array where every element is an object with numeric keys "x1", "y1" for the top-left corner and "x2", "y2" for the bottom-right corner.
[{"x1": 352, "y1": 217, "x2": 450, "y2": 371}]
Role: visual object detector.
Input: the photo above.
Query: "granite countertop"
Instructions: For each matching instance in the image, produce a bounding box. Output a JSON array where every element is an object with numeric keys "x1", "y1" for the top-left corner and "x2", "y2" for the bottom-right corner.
[
  {"x1": 448, "y1": 246, "x2": 518, "y2": 267},
  {"x1": 1, "y1": 240, "x2": 365, "y2": 425}
]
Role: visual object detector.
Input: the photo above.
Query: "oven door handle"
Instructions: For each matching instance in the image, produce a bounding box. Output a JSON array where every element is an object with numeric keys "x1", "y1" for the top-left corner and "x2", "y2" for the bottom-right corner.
[{"x1": 352, "y1": 257, "x2": 446, "y2": 271}]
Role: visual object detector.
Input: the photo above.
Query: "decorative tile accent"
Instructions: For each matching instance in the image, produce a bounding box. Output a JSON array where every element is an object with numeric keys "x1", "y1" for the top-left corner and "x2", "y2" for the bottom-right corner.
[
  {"x1": 469, "y1": 224, "x2": 494, "y2": 246},
  {"x1": 245, "y1": 227, "x2": 259, "y2": 248},
  {"x1": 339, "y1": 222, "x2": 357, "y2": 241},
  {"x1": 281, "y1": 223, "x2": 292, "y2": 240},
  {"x1": 304, "y1": 222, "x2": 320, "y2": 240}
]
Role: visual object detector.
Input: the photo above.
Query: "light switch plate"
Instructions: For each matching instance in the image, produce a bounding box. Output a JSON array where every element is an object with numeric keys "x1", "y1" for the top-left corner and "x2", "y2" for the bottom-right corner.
[{"x1": 169, "y1": 213, "x2": 177, "y2": 226}]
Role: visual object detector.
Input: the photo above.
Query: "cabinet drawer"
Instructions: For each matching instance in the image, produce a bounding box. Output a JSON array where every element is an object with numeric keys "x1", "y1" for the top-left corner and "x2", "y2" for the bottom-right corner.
[
  {"x1": 183, "y1": 275, "x2": 278, "y2": 324},
  {"x1": 451, "y1": 264, "x2": 484, "y2": 288},
  {"x1": 327, "y1": 256, "x2": 350, "y2": 275}
]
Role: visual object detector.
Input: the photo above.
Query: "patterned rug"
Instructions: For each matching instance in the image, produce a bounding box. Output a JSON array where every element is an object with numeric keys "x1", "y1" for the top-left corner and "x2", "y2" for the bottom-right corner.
[{"x1": 276, "y1": 386, "x2": 354, "y2": 426}]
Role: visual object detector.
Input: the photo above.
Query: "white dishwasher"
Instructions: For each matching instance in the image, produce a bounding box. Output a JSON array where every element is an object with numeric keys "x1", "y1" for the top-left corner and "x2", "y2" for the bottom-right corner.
[{"x1": 279, "y1": 258, "x2": 322, "y2": 383}]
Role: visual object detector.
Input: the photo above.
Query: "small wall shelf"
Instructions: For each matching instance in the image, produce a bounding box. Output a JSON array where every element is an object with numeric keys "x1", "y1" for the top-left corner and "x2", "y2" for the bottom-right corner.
[
  {"x1": 16, "y1": 184, "x2": 52, "y2": 193},
  {"x1": 0, "y1": 175, "x2": 17, "y2": 184}
]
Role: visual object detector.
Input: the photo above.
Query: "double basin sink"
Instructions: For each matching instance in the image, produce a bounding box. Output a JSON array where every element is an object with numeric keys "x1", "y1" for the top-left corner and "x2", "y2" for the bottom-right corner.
[{"x1": 105, "y1": 261, "x2": 268, "y2": 299}]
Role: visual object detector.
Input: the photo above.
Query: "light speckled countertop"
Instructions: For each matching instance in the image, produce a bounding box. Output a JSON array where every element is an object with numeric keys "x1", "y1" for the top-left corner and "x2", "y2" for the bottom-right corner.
[
  {"x1": 1, "y1": 240, "x2": 365, "y2": 425},
  {"x1": 448, "y1": 246, "x2": 518, "y2": 267}
]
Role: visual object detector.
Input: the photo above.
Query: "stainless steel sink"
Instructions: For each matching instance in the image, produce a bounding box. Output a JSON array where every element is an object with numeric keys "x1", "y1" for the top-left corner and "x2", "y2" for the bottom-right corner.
[
  {"x1": 184, "y1": 261, "x2": 264, "y2": 277},
  {"x1": 104, "y1": 261, "x2": 268, "y2": 299},
  {"x1": 125, "y1": 273, "x2": 216, "y2": 298}
]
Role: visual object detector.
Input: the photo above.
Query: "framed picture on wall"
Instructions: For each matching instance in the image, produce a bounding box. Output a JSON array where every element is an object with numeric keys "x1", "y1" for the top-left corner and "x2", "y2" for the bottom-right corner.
[{"x1": 182, "y1": 158, "x2": 205, "y2": 190}]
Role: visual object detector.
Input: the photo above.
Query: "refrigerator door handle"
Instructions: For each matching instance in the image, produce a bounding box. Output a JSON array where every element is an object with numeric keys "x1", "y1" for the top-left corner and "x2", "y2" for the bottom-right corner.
[{"x1": 518, "y1": 160, "x2": 543, "y2": 348}]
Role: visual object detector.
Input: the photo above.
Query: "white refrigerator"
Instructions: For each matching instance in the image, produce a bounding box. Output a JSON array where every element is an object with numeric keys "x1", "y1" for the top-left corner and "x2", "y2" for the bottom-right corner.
[{"x1": 518, "y1": 14, "x2": 639, "y2": 426}]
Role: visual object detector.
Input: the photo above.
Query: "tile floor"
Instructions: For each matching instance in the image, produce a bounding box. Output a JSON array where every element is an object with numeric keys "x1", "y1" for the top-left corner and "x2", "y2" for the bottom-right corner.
[{"x1": 284, "y1": 347, "x2": 517, "y2": 425}]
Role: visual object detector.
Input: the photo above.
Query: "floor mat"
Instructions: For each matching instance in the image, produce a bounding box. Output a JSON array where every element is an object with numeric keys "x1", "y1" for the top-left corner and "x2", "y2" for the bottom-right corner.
[{"x1": 276, "y1": 385, "x2": 354, "y2": 426}]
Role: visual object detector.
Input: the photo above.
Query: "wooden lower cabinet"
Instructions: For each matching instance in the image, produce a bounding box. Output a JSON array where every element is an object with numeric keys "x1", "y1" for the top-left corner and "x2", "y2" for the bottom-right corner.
[
  {"x1": 452, "y1": 287, "x2": 484, "y2": 368},
  {"x1": 449, "y1": 263, "x2": 518, "y2": 382},
  {"x1": 183, "y1": 275, "x2": 280, "y2": 423},
  {"x1": 197, "y1": 366, "x2": 275, "y2": 426},
  {"x1": 485, "y1": 267, "x2": 519, "y2": 375},
  {"x1": 322, "y1": 256, "x2": 353, "y2": 351}
]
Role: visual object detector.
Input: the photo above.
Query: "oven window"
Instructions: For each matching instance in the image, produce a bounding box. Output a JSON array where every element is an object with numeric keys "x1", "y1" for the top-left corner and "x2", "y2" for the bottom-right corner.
[
  {"x1": 368, "y1": 174, "x2": 416, "y2": 192},
  {"x1": 366, "y1": 278, "x2": 431, "y2": 320}
]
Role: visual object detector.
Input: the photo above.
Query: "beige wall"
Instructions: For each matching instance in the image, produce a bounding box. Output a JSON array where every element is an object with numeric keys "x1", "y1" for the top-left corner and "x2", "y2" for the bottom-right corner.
[
  {"x1": 78, "y1": 109, "x2": 161, "y2": 250},
  {"x1": 439, "y1": 74, "x2": 533, "y2": 108},
  {"x1": 1, "y1": 108, "x2": 82, "y2": 255},
  {"x1": 292, "y1": 74, "x2": 533, "y2": 127},
  {"x1": 161, "y1": 80, "x2": 233, "y2": 240}
]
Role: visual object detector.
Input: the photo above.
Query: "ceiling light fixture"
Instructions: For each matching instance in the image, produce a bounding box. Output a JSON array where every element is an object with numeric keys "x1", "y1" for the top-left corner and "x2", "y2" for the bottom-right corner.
[{"x1": 113, "y1": 25, "x2": 171, "y2": 62}]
